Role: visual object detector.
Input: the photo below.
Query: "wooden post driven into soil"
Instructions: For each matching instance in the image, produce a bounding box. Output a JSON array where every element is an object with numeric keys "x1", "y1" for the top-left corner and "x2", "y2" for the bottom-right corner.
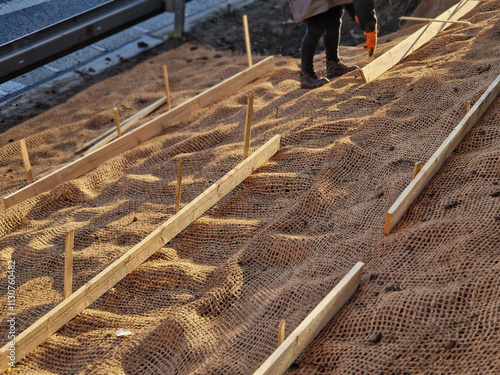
[
  {"x1": 360, "y1": 0, "x2": 482, "y2": 83},
  {"x1": 253, "y1": 262, "x2": 364, "y2": 375},
  {"x1": 64, "y1": 229, "x2": 75, "y2": 299},
  {"x1": 0, "y1": 135, "x2": 281, "y2": 372},
  {"x1": 174, "y1": 161, "x2": 183, "y2": 214},
  {"x1": 278, "y1": 320, "x2": 286, "y2": 346},
  {"x1": 412, "y1": 162, "x2": 423, "y2": 180},
  {"x1": 113, "y1": 108, "x2": 121, "y2": 137},
  {"x1": 19, "y1": 139, "x2": 34, "y2": 184},
  {"x1": 243, "y1": 96, "x2": 254, "y2": 159},
  {"x1": 163, "y1": 64, "x2": 172, "y2": 111},
  {"x1": 3, "y1": 56, "x2": 275, "y2": 209},
  {"x1": 243, "y1": 15, "x2": 252, "y2": 67},
  {"x1": 384, "y1": 73, "x2": 500, "y2": 234}
]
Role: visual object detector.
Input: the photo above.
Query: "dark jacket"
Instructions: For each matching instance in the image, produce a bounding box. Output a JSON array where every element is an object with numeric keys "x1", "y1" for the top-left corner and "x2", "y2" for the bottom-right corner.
[{"x1": 289, "y1": 0, "x2": 377, "y2": 32}]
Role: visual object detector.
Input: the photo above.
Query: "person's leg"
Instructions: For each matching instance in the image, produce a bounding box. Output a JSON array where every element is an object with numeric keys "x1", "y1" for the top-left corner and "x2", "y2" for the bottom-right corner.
[
  {"x1": 299, "y1": 11, "x2": 329, "y2": 88},
  {"x1": 300, "y1": 12, "x2": 327, "y2": 71},
  {"x1": 323, "y1": 6, "x2": 359, "y2": 78},
  {"x1": 323, "y1": 6, "x2": 343, "y2": 62}
]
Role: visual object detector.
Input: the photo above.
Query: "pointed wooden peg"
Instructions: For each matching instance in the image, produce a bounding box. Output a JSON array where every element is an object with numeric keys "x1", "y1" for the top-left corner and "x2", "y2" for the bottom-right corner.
[
  {"x1": 175, "y1": 161, "x2": 183, "y2": 214},
  {"x1": 163, "y1": 65, "x2": 172, "y2": 111},
  {"x1": 243, "y1": 15, "x2": 252, "y2": 67},
  {"x1": 19, "y1": 139, "x2": 34, "y2": 184},
  {"x1": 113, "y1": 107, "x2": 121, "y2": 137},
  {"x1": 64, "y1": 229, "x2": 74, "y2": 299},
  {"x1": 243, "y1": 97, "x2": 254, "y2": 159},
  {"x1": 278, "y1": 319, "x2": 286, "y2": 346},
  {"x1": 466, "y1": 100, "x2": 471, "y2": 113},
  {"x1": 412, "y1": 161, "x2": 423, "y2": 180}
]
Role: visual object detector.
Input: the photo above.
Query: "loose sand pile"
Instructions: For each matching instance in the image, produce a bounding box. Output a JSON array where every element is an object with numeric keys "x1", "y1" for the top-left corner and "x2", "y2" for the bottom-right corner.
[{"x1": 1, "y1": 1, "x2": 499, "y2": 374}]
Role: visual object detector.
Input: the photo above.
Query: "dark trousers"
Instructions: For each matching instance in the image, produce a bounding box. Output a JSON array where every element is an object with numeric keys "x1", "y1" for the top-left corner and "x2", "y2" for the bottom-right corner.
[{"x1": 301, "y1": 6, "x2": 344, "y2": 72}]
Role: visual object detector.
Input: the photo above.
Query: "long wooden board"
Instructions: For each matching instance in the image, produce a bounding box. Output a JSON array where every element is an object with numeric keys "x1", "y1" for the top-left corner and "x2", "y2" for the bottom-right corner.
[
  {"x1": 384, "y1": 73, "x2": 500, "y2": 234},
  {"x1": 253, "y1": 262, "x2": 364, "y2": 375},
  {"x1": 3, "y1": 56, "x2": 275, "y2": 209},
  {"x1": 360, "y1": 0, "x2": 482, "y2": 83},
  {"x1": 0, "y1": 135, "x2": 280, "y2": 372}
]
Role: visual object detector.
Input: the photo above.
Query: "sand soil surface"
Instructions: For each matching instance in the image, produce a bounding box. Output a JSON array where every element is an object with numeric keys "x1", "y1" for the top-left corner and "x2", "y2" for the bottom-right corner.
[{"x1": 1, "y1": 0, "x2": 499, "y2": 374}]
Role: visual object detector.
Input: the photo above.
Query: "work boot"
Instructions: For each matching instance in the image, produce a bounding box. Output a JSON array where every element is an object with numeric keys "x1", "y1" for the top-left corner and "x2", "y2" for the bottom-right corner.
[
  {"x1": 299, "y1": 70, "x2": 329, "y2": 89},
  {"x1": 325, "y1": 59, "x2": 359, "y2": 78}
]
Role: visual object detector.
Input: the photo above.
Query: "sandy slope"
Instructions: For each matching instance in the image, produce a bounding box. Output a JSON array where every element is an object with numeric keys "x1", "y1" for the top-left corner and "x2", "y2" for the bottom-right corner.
[{"x1": 0, "y1": 1, "x2": 499, "y2": 374}]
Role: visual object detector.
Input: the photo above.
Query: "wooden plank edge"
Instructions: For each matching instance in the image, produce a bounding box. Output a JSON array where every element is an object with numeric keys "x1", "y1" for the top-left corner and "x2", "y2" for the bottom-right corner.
[
  {"x1": 0, "y1": 135, "x2": 281, "y2": 372},
  {"x1": 253, "y1": 262, "x2": 364, "y2": 375},
  {"x1": 2, "y1": 56, "x2": 275, "y2": 210},
  {"x1": 384, "y1": 73, "x2": 500, "y2": 234},
  {"x1": 360, "y1": 1, "x2": 481, "y2": 83}
]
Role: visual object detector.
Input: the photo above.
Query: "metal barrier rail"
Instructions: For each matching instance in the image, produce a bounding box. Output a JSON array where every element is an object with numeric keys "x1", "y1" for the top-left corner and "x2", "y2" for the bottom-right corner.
[{"x1": 0, "y1": 0, "x2": 185, "y2": 84}]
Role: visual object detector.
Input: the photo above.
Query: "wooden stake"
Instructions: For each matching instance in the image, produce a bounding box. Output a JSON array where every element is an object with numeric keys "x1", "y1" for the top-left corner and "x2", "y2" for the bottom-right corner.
[
  {"x1": 64, "y1": 229, "x2": 74, "y2": 299},
  {"x1": 163, "y1": 65, "x2": 172, "y2": 111},
  {"x1": 243, "y1": 96, "x2": 254, "y2": 159},
  {"x1": 278, "y1": 320, "x2": 286, "y2": 346},
  {"x1": 360, "y1": 1, "x2": 482, "y2": 83},
  {"x1": 19, "y1": 139, "x2": 33, "y2": 184},
  {"x1": 75, "y1": 97, "x2": 167, "y2": 154},
  {"x1": 400, "y1": 16, "x2": 472, "y2": 25},
  {"x1": 243, "y1": 15, "x2": 252, "y2": 67},
  {"x1": 384, "y1": 73, "x2": 500, "y2": 234},
  {"x1": 114, "y1": 107, "x2": 121, "y2": 137},
  {"x1": 3, "y1": 56, "x2": 275, "y2": 210},
  {"x1": 254, "y1": 262, "x2": 364, "y2": 375},
  {"x1": 0, "y1": 135, "x2": 280, "y2": 372},
  {"x1": 412, "y1": 161, "x2": 423, "y2": 180},
  {"x1": 466, "y1": 100, "x2": 471, "y2": 113},
  {"x1": 175, "y1": 161, "x2": 183, "y2": 214}
]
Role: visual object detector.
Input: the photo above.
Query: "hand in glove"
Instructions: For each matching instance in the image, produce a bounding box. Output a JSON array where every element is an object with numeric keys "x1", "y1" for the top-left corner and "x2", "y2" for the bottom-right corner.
[{"x1": 363, "y1": 30, "x2": 377, "y2": 56}]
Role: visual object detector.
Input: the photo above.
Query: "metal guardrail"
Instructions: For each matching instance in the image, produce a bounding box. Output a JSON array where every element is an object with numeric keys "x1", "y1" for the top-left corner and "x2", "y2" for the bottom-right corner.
[{"x1": 0, "y1": 0, "x2": 185, "y2": 84}]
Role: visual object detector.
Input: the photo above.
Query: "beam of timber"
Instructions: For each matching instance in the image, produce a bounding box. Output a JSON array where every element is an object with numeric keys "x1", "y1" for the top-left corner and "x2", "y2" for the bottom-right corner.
[
  {"x1": 19, "y1": 139, "x2": 34, "y2": 184},
  {"x1": 253, "y1": 262, "x2": 364, "y2": 375},
  {"x1": 86, "y1": 56, "x2": 272, "y2": 153},
  {"x1": 75, "y1": 97, "x2": 167, "y2": 154},
  {"x1": 0, "y1": 135, "x2": 280, "y2": 372},
  {"x1": 360, "y1": 1, "x2": 482, "y2": 83},
  {"x1": 400, "y1": 16, "x2": 472, "y2": 25},
  {"x1": 384, "y1": 73, "x2": 500, "y2": 234},
  {"x1": 3, "y1": 56, "x2": 275, "y2": 209}
]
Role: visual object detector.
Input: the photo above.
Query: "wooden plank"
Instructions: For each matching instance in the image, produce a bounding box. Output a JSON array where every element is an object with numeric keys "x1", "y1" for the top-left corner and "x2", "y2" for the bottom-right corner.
[
  {"x1": 384, "y1": 73, "x2": 500, "y2": 234},
  {"x1": 74, "y1": 97, "x2": 167, "y2": 154},
  {"x1": 400, "y1": 16, "x2": 472, "y2": 25},
  {"x1": 243, "y1": 97, "x2": 254, "y2": 159},
  {"x1": 360, "y1": 1, "x2": 482, "y2": 83},
  {"x1": 253, "y1": 262, "x2": 364, "y2": 375},
  {"x1": 19, "y1": 139, "x2": 34, "y2": 184},
  {"x1": 0, "y1": 135, "x2": 281, "y2": 372},
  {"x1": 3, "y1": 56, "x2": 275, "y2": 209},
  {"x1": 64, "y1": 229, "x2": 74, "y2": 299}
]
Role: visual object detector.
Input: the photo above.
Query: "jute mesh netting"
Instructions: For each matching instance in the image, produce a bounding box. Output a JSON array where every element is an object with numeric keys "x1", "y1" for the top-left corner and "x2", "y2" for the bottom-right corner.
[{"x1": 1, "y1": 1, "x2": 499, "y2": 374}]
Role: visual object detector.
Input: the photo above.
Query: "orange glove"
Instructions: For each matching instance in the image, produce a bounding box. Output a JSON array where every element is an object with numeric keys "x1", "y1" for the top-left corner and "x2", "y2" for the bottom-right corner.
[{"x1": 363, "y1": 30, "x2": 377, "y2": 56}]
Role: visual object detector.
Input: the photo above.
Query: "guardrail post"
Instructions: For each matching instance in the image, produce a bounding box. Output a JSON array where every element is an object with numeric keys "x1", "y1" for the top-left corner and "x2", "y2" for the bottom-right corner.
[{"x1": 174, "y1": 0, "x2": 185, "y2": 37}]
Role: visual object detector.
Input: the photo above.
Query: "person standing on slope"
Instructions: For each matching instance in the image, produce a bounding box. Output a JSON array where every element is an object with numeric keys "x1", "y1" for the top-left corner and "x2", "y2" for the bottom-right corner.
[{"x1": 289, "y1": 0, "x2": 378, "y2": 89}]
